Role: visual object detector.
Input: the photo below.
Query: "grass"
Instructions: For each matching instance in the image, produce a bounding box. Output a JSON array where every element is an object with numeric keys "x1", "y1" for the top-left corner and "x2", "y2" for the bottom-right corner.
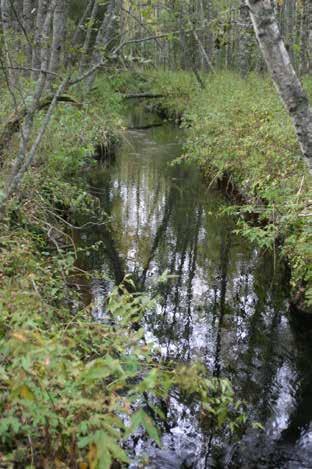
[{"x1": 181, "y1": 71, "x2": 312, "y2": 312}]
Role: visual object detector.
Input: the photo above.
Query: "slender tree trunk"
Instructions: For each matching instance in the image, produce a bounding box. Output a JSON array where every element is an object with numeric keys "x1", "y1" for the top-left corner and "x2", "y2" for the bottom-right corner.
[
  {"x1": 65, "y1": 0, "x2": 94, "y2": 67},
  {"x1": 284, "y1": 0, "x2": 296, "y2": 66},
  {"x1": 193, "y1": 30, "x2": 214, "y2": 72},
  {"x1": 239, "y1": 1, "x2": 251, "y2": 77},
  {"x1": 32, "y1": 0, "x2": 49, "y2": 79},
  {"x1": 22, "y1": 0, "x2": 34, "y2": 72},
  {"x1": 178, "y1": 3, "x2": 187, "y2": 70},
  {"x1": 300, "y1": 0, "x2": 312, "y2": 75},
  {"x1": 1, "y1": 0, "x2": 16, "y2": 86},
  {"x1": 78, "y1": 0, "x2": 98, "y2": 73},
  {"x1": 86, "y1": 0, "x2": 119, "y2": 89},
  {"x1": 247, "y1": 0, "x2": 312, "y2": 174},
  {"x1": 48, "y1": 0, "x2": 67, "y2": 85},
  {"x1": 205, "y1": 0, "x2": 214, "y2": 69},
  {"x1": 72, "y1": 0, "x2": 94, "y2": 47},
  {"x1": 7, "y1": 0, "x2": 56, "y2": 185},
  {"x1": 0, "y1": 75, "x2": 69, "y2": 218}
]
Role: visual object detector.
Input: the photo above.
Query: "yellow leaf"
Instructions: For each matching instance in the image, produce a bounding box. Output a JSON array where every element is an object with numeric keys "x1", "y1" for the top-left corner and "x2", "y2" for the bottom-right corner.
[
  {"x1": 20, "y1": 385, "x2": 35, "y2": 401},
  {"x1": 11, "y1": 331, "x2": 27, "y2": 342},
  {"x1": 88, "y1": 443, "x2": 97, "y2": 469}
]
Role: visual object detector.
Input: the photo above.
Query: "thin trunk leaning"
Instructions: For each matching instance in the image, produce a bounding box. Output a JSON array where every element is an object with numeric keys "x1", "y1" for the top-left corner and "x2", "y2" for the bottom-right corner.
[{"x1": 247, "y1": 0, "x2": 312, "y2": 174}]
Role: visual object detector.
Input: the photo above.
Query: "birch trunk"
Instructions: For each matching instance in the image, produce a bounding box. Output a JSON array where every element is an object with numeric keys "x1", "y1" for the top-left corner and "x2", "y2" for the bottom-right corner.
[
  {"x1": 1, "y1": 0, "x2": 16, "y2": 86},
  {"x1": 239, "y1": 1, "x2": 251, "y2": 77},
  {"x1": 22, "y1": 0, "x2": 34, "y2": 71},
  {"x1": 70, "y1": 0, "x2": 93, "y2": 57},
  {"x1": 193, "y1": 30, "x2": 214, "y2": 73},
  {"x1": 86, "y1": 0, "x2": 119, "y2": 89},
  {"x1": 0, "y1": 75, "x2": 69, "y2": 218},
  {"x1": 7, "y1": 0, "x2": 56, "y2": 186},
  {"x1": 246, "y1": 0, "x2": 312, "y2": 174},
  {"x1": 32, "y1": 0, "x2": 48, "y2": 79},
  {"x1": 48, "y1": 0, "x2": 67, "y2": 84},
  {"x1": 78, "y1": 0, "x2": 98, "y2": 73}
]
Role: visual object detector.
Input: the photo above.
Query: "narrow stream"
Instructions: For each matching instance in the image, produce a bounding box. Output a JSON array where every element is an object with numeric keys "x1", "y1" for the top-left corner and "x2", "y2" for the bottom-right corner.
[{"x1": 76, "y1": 107, "x2": 312, "y2": 468}]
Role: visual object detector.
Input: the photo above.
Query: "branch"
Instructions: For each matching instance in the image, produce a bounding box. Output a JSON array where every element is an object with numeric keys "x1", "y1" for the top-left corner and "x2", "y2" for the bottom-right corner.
[
  {"x1": 0, "y1": 75, "x2": 71, "y2": 217},
  {"x1": 112, "y1": 25, "x2": 210, "y2": 55},
  {"x1": 6, "y1": 66, "x2": 58, "y2": 76},
  {"x1": 122, "y1": 92, "x2": 166, "y2": 99},
  {"x1": 68, "y1": 60, "x2": 107, "y2": 87}
]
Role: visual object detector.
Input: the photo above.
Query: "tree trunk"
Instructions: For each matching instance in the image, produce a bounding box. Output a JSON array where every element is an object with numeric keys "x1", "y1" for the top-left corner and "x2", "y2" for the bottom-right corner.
[
  {"x1": 32, "y1": 0, "x2": 49, "y2": 79},
  {"x1": 72, "y1": 0, "x2": 94, "y2": 47},
  {"x1": 239, "y1": 1, "x2": 251, "y2": 77},
  {"x1": 22, "y1": 0, "x2": 34, "y2": 72},
  {"x1": 1, "y1": 0, "x2": 17, "y2": 86},
  {"x1": 193, "y1": 30, "x2": 214, "y2": 73},
  {"x1": 78, "y1": 0, "x2": 98, "y2": 73},
  {"x1": 48, "y1": 0, "x2": 67, "y2": 85},
  {"x1": 246, "y1": 0, "x2": 312, "y2": 174},
  {"x1": 86, "y1": 0, "x2": 119, "y2": 89},
  {"x1": 300, "y1": 0, "x2": 312, "y2": 75}
]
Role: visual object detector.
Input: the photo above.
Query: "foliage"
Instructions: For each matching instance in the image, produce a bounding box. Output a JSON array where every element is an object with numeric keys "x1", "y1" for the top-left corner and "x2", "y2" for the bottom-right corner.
[{"x1": 0, "y1": 226, "x2": 245, "y2": 467}]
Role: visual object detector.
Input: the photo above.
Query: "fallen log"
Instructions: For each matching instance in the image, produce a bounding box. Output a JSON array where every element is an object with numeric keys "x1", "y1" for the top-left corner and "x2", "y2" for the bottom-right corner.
[
  {"x1": 128, "y1": 123, "x2": 163, "y2": 130},
  {"x1": 0, "y1": 95, "x2": 82, "y2": 158},
  {"x1": 122, "y1": 92, "x2": 166, "y2": 99}
]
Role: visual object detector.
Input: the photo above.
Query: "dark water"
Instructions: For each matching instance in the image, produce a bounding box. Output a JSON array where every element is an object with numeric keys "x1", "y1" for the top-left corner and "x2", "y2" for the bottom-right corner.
[{"x1": 76, "y1": 108, "x2": 312, "y2": 468}]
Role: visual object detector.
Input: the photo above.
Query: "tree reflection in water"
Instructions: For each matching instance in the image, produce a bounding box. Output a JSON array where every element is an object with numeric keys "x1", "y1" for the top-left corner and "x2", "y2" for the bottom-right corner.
[{"x1": 75, "y1": 111, "x2": 312, "y2": 468}]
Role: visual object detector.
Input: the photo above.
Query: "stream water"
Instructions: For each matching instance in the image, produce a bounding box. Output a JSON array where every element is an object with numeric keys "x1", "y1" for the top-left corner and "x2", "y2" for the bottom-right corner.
[{"x1": 76, "y1": 108, "x2": 312, "y2": 468}]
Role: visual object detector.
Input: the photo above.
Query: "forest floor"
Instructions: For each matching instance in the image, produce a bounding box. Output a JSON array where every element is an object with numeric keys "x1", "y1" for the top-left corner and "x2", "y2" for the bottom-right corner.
[{"x1": 0, "y1": 69, "x2": 311, "y2": 466}]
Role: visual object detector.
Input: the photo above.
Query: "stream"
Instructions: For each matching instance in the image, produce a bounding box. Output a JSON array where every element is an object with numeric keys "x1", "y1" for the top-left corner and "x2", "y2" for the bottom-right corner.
[{"x1": 76, "y1": 107, "x2": 312, "y2": 468}]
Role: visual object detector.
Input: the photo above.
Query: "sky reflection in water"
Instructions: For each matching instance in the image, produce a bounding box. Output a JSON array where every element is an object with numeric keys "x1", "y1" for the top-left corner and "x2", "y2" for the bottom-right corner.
[{"x1": 77, "y1": 110, "x2": 312, "y2": 468}]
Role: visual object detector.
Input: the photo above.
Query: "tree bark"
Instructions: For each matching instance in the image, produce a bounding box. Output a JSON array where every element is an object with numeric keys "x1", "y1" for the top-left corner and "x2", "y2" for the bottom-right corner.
[
  {"x1": 300, "y1": 0, "x2": 312, "y2": 75},
  {"x1": 7, "y1": 0, "x2": 56, "y2": 187},
  {"x1": 246, "y1": 0, "x2": 312, "y2": 174},
  {"x1": 22, "y1": 0, "x2": 34, "y2": 72},
  {"x1": 72, "y1": 0, "x2": 94, "y2": 47},
  {"x1": 86, "y1": 0, "x2": 119, "y2": 89},
  {"x1": 48, "y1": 0, "x2": 67, "y2": 85},
  {"x1": 239, "y1": 0, "x2": 251, "y2": 77},
  {"x1": 193, "y1": 30, "x2": 215, "y2": 73},
  {"x1": 0, "y1": 76, "x2": 70, "y2": 218},
  {"x1": 78, "y1": 0, "x2": 98, "y2": 73},
  {"x1": 1, "y1": 0, "x2": 16, "y2": 86},
  {"x1": 32, "y1": 0, "x2": 49, "y2": 79}
]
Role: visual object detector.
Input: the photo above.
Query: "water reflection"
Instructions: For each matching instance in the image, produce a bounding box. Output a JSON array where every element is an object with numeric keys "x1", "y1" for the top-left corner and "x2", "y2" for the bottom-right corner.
[{"x1": 76, "y1": 112, "x2": 312, "y2": 468}]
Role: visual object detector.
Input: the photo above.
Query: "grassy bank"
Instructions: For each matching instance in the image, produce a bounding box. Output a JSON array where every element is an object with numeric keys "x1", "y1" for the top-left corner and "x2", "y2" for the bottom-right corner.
[
  {"x1": 116, "y1": 69, "x2": 312, "y2": 313},
  {"x1": 0, "y1": 76, "x2": 245, "y2": 466},
  {"x1": 183, "y1": 72, "x2": 312, "y2": 313}
]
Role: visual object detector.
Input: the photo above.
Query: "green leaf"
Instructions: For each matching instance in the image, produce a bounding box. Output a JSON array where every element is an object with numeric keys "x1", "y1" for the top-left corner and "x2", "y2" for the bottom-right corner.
[{"x1": 129, "y1": 410, "x2": 161, "y2": 446}]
